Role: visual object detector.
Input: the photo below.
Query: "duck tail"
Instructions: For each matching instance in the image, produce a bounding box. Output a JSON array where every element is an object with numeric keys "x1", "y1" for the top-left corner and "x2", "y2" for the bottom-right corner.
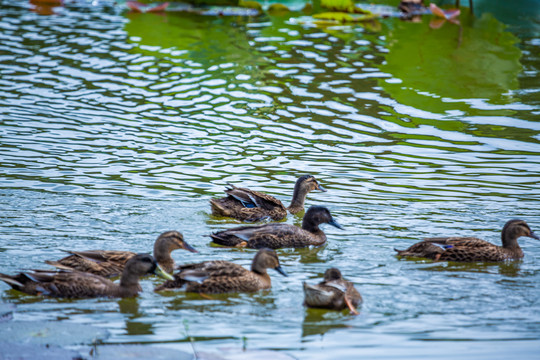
[
  {"x1": 44, "y1": 260, "x2": 73, "y2": 271},
  {"x1": 0, "y1": 273, "x2": 23, "y2": 289},
  {"x1": 394, "y1": 248, "x2": 406, "y2": 255},
  {"x1": 209, "y1": 233, "x2": 242, "y2": 247},
  {"x1": 210, "y1": 199, "x2": 231, "y2": 217}
]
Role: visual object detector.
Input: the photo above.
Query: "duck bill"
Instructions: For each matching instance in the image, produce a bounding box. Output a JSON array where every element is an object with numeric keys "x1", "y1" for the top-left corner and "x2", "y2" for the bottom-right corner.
[
  {"x1": 274, "y1": 266, "x2": 288, "y2": 277},
  {"x1": 317, "y1": 184, "x2": 327, "y2": 192},
  {"x1": 153, "y1": 265, "x2": 174, "y2": 281},
  {"x1": 181, "y1": 241, "x2": 199, "y2": 253},
  {"x1": 328, "y1": 219, "x2": 344, "y2": 230},
  {"x1": 530, "y1": 231, "x2": 540, "y2": 240}
]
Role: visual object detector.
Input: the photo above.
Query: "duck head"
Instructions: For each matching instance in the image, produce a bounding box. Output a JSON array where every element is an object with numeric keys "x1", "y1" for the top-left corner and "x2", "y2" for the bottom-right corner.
[
  {"x1": 502, "y1": 219, "x2": 539, "y2": 247},
  {"x1": 251, "y1": 248, "x2": 288, "y2": 277},
  {"x1": 302, "y1": 205, "x2": 343, "y2": 231}
]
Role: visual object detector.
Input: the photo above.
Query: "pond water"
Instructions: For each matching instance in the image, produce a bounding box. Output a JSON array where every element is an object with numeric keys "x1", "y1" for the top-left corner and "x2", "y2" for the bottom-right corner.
[{"x1": 1, "y1": 0, "x2": 539, "y2": 358}]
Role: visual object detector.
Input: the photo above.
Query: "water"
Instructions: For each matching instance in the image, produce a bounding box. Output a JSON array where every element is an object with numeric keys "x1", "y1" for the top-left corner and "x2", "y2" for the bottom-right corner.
[{"x1": 1, "y1": 0, "x2": 540, "y2": 358}]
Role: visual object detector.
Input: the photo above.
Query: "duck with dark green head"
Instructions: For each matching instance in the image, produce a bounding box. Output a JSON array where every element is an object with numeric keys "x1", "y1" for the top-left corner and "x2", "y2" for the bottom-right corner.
[{"x1": 210, "y1": 205, "x2": 343, "y2": 249}]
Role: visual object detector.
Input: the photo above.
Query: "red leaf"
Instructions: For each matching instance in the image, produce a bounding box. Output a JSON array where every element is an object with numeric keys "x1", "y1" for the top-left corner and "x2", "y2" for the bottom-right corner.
[
  {"x1": 444, "y1": 8, "x2": 461, "y2": 19},
  {"x1": 126, "y1": 1, "x2": 145, "y2": 12},
  {"x1": 429, "y1": 3, "x2": 447, "y2": 19},
  {"x1": 429, "y1": 18, "x2": 446, "y2": 29},
  {"x1": 147, "y1": 2, "x2": 169, "y2": 12}
]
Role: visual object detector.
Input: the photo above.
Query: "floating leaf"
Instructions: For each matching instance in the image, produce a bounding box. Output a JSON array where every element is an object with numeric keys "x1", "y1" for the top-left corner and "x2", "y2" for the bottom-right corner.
[
  {"x1": 313, "y1": 11, "x2": 377, "y2": 23},
  {"x1": 321, "y1": 0, "x2": 355, "y2": 13}
]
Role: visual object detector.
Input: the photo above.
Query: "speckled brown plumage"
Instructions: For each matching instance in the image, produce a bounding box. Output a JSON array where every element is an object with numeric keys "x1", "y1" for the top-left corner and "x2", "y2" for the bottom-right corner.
[
  {"x1": 0, "y1": 254, "x2": 173, "y2": 298},
  {"x1": 210, "y1": 175, "x2": 326, "y2": 222},
  {"x1": 395, "y1": 219, "x2": 539, "y2": 262},
  {"x1": 154, "y1": 248, "x2": 287, "y2": 293},
  {"x1": 303, "y1": 268, "x2": 362, "y2": 313},
  {"x1": 210, "y1": 205, "x2": 343, "y2": 249},
  {"x1": 45, "y1": 231, "x2": 197, "y2": 277}
]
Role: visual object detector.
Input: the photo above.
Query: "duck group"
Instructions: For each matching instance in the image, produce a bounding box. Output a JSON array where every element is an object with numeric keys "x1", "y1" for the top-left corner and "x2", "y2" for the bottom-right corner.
[{"x1": 0, "y1": 174, "x2": 538, "y2": 316}]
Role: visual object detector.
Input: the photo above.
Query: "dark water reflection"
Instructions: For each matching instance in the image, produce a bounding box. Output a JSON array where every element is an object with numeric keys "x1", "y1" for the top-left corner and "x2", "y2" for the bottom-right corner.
[{"x1": 0, "y1": 0, "x2": 539, "y2": 358}]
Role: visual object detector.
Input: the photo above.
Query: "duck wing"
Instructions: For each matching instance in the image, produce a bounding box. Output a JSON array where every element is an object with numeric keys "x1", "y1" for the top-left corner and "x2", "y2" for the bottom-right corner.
[
  {"x1": 225, "y1": 185, "x2": 284, "y2": 211},
  {"x1": 45, "y1": 250, "x2": 133, "y2": 278},
  {"x1": 211, "y1": 224, "x2": 309, "y2": 249},
  {"x1": 423, "y1": 236, "x2": 495, "y2": 248},
  {"x1": 0, "y1": 270, "x2": 116, "y2": 298},
  {"x1": 155, "y1": 261, "x2": 248, "y2": 291}
]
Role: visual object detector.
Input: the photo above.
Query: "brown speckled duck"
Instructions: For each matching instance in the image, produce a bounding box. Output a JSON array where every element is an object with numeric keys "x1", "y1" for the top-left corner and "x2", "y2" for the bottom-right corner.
[
  {"x1": 303, "y1": 268, "x2": 362, "y2": 315},
  {"x1": 45, "y1": 231, "x2": 197, "y2": 277},
  {"x1": 210, "y1": 205, "x2": 343, "y2": 249},
  {"x1": 395, "y1": 219, "x2": 539, "y2": 262},
  {"x1": 0, "y1": 254, "x2": 174, "y2": 298},
  {"x1": 210, "y1": 175, "x2": 326, "y2": 222},
  {"x1": 154, "y1": 248, "x2": 287, "y2": 293}
]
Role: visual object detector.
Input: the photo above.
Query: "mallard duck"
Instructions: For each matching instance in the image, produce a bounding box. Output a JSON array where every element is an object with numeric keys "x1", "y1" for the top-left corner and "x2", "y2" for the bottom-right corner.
[
  {"x1": 394, "y1": 219, "x2": 539, "y2": 262},
  {"x1": 154, "y1": 248, "x2": 287, "y2": 293},
  {"x1": 210, "y1": 205, "x2": 343, "y2": 249},
  {"x1": 0, "y1": 254, "x2": 174, "y2": 298},
  {"x1": 45, "y1": 231, "x2": 197, "y2": 277},
  {"x1": 210, "y1": 175, "x2": 326, "y2": 222},
  {"x1": 303, "y1": 268, "x2": 362, "y2": 315}
]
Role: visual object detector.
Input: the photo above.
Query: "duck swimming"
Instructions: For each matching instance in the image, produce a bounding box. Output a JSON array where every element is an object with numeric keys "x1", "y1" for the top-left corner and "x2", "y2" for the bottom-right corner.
[
  {"x1": 45, "y1": 231, "x2": 197, "y2": 277},
  {"x1": 154, "y1": 248, "x2": 287, "y2": 293},
  {"x1": 210, "y1": 175, "x2": 326, "y2": 222},
  {"x1": 210, "y1": 205, "x2": 343, "y2": 249},
  {"x1": 395, "y1": 219, "x2": 539, "y2": 262},
  {"x1": 0, "y1": 254, "x2": 174, "y2": 298},
  {"x1": 303, "y1": 268, "x2": 362, "y2": 315}
]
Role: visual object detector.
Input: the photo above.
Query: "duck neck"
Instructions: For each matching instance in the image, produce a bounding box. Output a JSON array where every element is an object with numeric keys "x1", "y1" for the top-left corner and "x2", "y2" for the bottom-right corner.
[
  {"x1": 251, "y1": 267, "x2": 271, "y2": 289},
  {"x1": 119, "y1": 269, "x2": 142, "y2": 296},
  {"x1": 288, "y1": 185, "x2": 309, "y2": 214},
  {"x1": 302, "y1": 220, "x2": 326, "y2": 245},
  {"x1": 501, "y1": 228, "x2": 521, "y2": 250},
  {"x1": 154, "y1": 243, "x2": 175, "y2": 274},
  {"x1": 156, "y1": 257, "x2": 174, "y2": 274}
]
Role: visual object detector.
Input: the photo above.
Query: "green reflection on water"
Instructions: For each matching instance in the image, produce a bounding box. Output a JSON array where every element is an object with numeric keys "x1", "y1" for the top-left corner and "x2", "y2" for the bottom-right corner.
[{"x1": 381, "y1": 12, "x2": 522, "y2": 111}]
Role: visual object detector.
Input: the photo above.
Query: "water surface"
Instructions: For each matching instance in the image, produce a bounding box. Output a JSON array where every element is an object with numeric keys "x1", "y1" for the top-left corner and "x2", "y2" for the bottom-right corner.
[{"x1": 1, "y1": 0, "x2": 539, "y2": 358}]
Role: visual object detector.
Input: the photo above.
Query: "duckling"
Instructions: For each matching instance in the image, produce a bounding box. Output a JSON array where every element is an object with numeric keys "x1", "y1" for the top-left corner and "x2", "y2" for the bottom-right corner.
[
  {"x1": 155, "y1": 248, "x2": 287, "y2": 293},
  {"x1": 210, "y1": 205, "x2": 343, "y2": 249},
  {"x1": 45, "y1": 231, "x2": 197, "y2": 277},
  {"x1": 395, "y1": 219, "x2": 539, "y2": 262},
  {"x1": 303, "y1": 268, "x2": 362, "y2": 315},
  {"x1": 0, "y1": 254, "x2": 174, "y2": 298},
  {"x1": 210, "y1": 175, "x2": 326, "y2": 222}
]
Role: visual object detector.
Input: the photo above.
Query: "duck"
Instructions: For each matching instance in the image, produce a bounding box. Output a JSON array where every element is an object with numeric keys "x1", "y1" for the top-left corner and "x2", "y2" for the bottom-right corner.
[
  {"x1": 154, "y1": 248, "x2": 287, "y2": 293},
  {"x1": 0, "y1": 253, "x2": 174, "y2": 298},
  {"x1": 210, "y1": 175, "x2": 327, "y2": 222},
  {"x1": 45, "y1": 231, "x2": 197, "y2": 277},
  {"x1": 303, "y1": 268, "x2": 362, "y2": 315},
  {"x1": 394, "y1": 219, "x2": 539, "y2": 262},
  {"x1": 210, "y1": 205, "x2": 343, "y2": 249}
]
